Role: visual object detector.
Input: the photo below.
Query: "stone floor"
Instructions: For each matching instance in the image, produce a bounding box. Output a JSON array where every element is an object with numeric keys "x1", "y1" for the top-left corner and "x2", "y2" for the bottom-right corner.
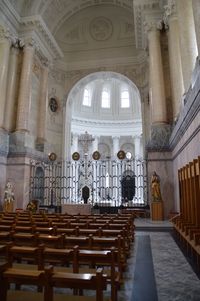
[{"x1": 118, "y1": 218, "x2": 200, "y2": 301}]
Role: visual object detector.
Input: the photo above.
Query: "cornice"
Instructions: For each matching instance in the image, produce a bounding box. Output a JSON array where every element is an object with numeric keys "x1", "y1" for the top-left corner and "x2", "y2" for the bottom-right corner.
[
  {"x1": 169, "y1": 72, "x2": 200, "y2": 150},
  {"x1": 71, "y1": 117, "x2": 141, "y2": 126},
  {"x1": 163, "y1": 0, "x2": 177, "y2": 28},
  {"x1": 133, "y1": 0, "x2": 162, "y2": 49},
  {"x1": 55, "y1": 51, "x2": 147, "y2": 72},
  {"x1": 0, "y1": 0, "x2": 20, "y2": 35},
  {"x1": 19, "y1": 15, "x2": 63, "y2": 61}
]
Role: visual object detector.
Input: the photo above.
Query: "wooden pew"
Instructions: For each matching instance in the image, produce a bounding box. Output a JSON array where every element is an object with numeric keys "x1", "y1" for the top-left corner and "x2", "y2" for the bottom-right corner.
[
  {"x1": 45, "y1": 266, "x2": 108, "y2": 301},
  {"x1": 0, "y1": 262, "x2": 45, "y2": 301},
  {"x1": 73, "y1": 246, "x2": 121, "y2": 301}
]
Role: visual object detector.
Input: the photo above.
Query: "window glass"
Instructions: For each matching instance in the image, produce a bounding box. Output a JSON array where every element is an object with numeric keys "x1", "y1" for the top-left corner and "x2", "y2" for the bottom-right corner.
[
  {"x1": 101, "y1": 90, "x2": 110, "y2": 108},
  {"x1": 83, "y1": 88, "x2": 91, "y2": 106},
  {"x1": 121, "y1": 90, "x2": 130, "y2": 108}
]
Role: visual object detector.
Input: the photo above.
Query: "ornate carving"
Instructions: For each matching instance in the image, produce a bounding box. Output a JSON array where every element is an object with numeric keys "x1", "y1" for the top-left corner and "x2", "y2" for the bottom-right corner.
[
  {"x1": 143, "y1": 19, "x2": 163, "y2": 34},
  {"x1": 163, "y1": 0, "x2": 177, "y2": 27},
  {"x1": 20, "y1": 16, "x2": 63, "y2": 60},
  {"x1": 0, "y1": 25, "x2": 12, "y2": 43},
  {"x1": 89, "y1": 17, "x2": 113, "y2": 41}
]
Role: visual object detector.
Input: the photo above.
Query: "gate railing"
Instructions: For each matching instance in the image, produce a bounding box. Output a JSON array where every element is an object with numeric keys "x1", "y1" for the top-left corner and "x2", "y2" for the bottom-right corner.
[{"x1": 29, "y1": 158, "x2": 148, "y2": 207}]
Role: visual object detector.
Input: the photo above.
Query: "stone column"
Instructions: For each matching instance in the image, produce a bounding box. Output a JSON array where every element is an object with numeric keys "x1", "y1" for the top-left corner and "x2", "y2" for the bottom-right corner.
[
  {"x1": 0, "y1": 26, "x2": 11, "y2": 129},
  {"x1": 72, "y1": 133, "x2": 78, "y2": 154},
  {"x1": 112, "y1": 136, "x2": 120, "y2": 158},
  {"x1": 92, "y1": 136, "x2": 99, "y2": 153},
  {"x1": 192, "y1": 0, "x2": 200, "y2": 56},
  {"x1": 16, "y1": 39, "x2": 35, "y2": 132},
  {"x1": 176, "y1": 0, "x2": 198, "y2": 91},
  {"x1": 145, "y1": 20, "x2": 167, "y2": 124},
  {"x1": 36, "y1": 61, "x2": 49, "y2": 152},
  {"x1": 164, "y1": 1, "x2": 184, "y2": 121},
  {"x1": 4, "y1": 42, "x2": 20, "y2": 132},
  {"x1": 134, "y1": 136, "x2": 141, "y2": 158},
  {"x1": 145, "y1": 19, "x2": 170, "y2": 148}
]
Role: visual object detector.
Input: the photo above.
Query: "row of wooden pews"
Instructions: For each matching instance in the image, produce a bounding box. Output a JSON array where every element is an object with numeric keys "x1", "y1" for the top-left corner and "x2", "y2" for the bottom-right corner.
[
  {"x1": 172, "y1": 156, "x2": 200, "y2": 269},
  {"x1": 0, "y1": 262, "x2": 107, "y2": 301},
  {"x1": 0, "y1": 211, "x2": 135, "y2": 300}
]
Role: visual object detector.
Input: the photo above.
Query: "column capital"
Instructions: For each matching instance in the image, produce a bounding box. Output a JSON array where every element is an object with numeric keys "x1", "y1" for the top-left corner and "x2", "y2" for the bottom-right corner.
[
  {"x1": 112, "y1": 135, "x2": 120, "y2": 140},
  {"x1": 0, "y1": 26, "x2": 12, "y2": 43},
  {"x1": 22, "y1": 36, "x2": 39, "y2": 51},
  {"x1": 144, "y1": 19, "x2": 163, "y2": 34},
  {"x1": 164, "y1": 0, "x2": 177, "y2": 27},
  {"x1": 134, "y1": 135, "x2": 141, "y2": 140}
]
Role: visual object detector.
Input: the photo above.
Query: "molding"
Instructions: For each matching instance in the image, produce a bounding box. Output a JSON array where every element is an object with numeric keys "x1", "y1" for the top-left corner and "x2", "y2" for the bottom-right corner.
[
  {"x1": 169, "y1": 61, "x2": 200, "y2": 150},
  {"x1": 20, "y1": 15, "x2": 63, "y2": 61},
  {"x1": 163, "y1": 0, "x2": 177, "y2": 28},
  {"x1": 133, "y1": 0, "x2": 163, "y2": 49},
  {"x1": 55, "y1": 51, "x2": 148, "y2": 72},
  {"x1": 0, "y1": 0, "x2": 20, "y2": 35}
]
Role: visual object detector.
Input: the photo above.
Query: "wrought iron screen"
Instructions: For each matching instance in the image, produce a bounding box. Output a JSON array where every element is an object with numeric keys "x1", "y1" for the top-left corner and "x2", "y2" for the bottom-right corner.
[{"x1": 30, "y1": 158, "x2": 147, "y2": 207}]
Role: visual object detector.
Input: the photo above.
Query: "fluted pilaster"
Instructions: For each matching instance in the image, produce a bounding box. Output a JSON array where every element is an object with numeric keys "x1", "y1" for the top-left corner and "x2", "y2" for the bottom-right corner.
[
  {"x1": 112, "y1": 136, "x2": 120, "y2": 158},
  {"x1": 145, "y1": 20, "x2": 167, "y2": 125},
  {"x1": 16, "y1": 38, "x2": 36, "y2": 132},
  {"x1": 0, "y1": 26, "x2": 12, "y2": 129},
  {"x1": 36, "y1": 60, "x2": 49, "y2": 151},
  {"x1": 192, "y1": 0, "x2": 200, "y2": 56},
  {"x1": 176, "y1": 0, "x2": 198, "y2": 91},
  {"x1": 4, "y1": 41, "x2": 21, "y2": 132},
  {"x1": 164, "y1": 0, "x2": 184, "y2": 121}
]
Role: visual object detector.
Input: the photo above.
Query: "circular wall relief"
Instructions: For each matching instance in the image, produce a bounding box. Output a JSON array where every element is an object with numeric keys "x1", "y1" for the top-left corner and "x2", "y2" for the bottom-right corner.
[
  {"x1": 72, "y1": 152, "x2": 80, "y2": 161},
  {"x1": 49, "y1": 97, "x2": 58, "y2": 113},
  {"x1": 90, "y1": 17, "x2": 113, "y2": 41},
  {"x1": 48, "y1": 152, "x2": 57, "y2": 161},
  {"x1": 92, "y1": 151, "x2": 101, "y2": 160},
  {"x1": 117, "y1": 150, "x2": 126, "y2": 160}
]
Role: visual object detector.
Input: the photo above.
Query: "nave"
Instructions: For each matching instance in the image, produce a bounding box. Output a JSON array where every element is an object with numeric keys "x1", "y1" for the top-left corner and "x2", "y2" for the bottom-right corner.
[{"x1": 1, "y1": 215, "x2": 200, "y2": 301}]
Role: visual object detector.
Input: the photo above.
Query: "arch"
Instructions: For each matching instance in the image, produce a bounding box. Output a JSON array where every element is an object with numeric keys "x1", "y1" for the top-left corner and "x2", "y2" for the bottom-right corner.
[{"x1": 63, "y1": 71, "x2": 142, "y2": 160}]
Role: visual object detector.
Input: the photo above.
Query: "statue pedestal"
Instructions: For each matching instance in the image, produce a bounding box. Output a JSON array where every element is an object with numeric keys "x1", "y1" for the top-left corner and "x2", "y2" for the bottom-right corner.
[{"x1": 151, "y1": 201, "x2": 164, "y2": 221}]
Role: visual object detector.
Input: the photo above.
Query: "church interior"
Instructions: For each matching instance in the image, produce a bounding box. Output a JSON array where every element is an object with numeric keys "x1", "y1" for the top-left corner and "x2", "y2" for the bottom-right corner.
[{"x1": 0, "y1": 0, "x2": 200, "y2": 300}]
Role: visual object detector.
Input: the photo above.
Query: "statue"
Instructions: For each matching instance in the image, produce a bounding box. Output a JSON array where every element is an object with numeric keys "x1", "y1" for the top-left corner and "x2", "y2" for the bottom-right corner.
[
  {"x1": 26, "y1": 200, "x2": 37, "y2": 213},
  {"x1": 3, "y1": 181, "x2": 15, "y2": 212},
  {"x1": 151, "y1": 171, "x2": 162, "y2": 202}
]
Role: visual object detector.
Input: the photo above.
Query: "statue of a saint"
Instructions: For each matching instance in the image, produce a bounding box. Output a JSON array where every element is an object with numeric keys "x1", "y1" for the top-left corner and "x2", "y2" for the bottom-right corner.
[
  {"x1": 151, "y1": 171, "x2": 162, "y2": 202},
  {"x1": 3, "y1": 181, "x2": 15, "y2": 212}
]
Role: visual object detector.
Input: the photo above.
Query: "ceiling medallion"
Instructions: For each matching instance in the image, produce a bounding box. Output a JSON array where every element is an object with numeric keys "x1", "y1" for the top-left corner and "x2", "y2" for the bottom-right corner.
[
  {"x1": 72, "y1": 152, "x2": 80, "y2": 161},
  {"x1": 48, "y1": 152, "x2": 57, "y2": 161},
  {"x1": 90, "y1": 17, "x2": 113, "y2": 41},
  {"x1": 117, "y1": 150, "x2": 126, "y2": 160},
  {"x1": 92, "y1": 151, "x2": 101, "y2": 160}
]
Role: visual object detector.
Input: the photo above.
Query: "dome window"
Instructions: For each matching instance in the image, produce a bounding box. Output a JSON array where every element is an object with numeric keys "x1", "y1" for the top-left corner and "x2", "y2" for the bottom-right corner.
[
  {"x1": 121, "y1": 90, "x2": 130, "y2": 108},
  {"x1": 83, "y1": 88, "x2": 91, "y2": 107},
  {"x1": 101, "y1": 89, "x2": 110, "y2": 108}
]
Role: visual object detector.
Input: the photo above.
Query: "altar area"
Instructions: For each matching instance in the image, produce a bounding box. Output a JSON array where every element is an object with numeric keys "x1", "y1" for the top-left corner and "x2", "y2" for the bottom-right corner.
[{"x1": 61, "y1": 203, "x2": 92, "y2": 215}]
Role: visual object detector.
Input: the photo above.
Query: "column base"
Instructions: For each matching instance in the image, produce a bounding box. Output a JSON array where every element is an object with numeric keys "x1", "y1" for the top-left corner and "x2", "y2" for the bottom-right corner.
[
  {"x1": 147, "y1": 123, "x2": 171, "y2": 151},
  {"x1": 9, "y1": 131, "x2": 35, "y2": 152},
  {"x1": 0, "y1": 128, "x2": 9, "y2": 155},
  {"x1": 35, "y1": 137, "x2": 46, "y2": 152}
]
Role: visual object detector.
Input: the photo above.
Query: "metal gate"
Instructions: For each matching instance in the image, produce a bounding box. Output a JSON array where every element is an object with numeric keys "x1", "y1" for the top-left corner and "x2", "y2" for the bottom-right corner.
[{"x1": 29, "y1": 157, "x2": 148, "y2": 208}]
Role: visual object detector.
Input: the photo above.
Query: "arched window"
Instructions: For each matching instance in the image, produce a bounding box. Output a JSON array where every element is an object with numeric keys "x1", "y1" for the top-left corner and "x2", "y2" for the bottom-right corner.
[
  {"x1": 83, "y1": 88, "x2": 91, "y2": 106},
  {"x1": 101, "y1": 89, "x2": 110, "y2": 108},
  {"x1": 121, "y1": 89, "x2": 130, "y2": 108}
]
